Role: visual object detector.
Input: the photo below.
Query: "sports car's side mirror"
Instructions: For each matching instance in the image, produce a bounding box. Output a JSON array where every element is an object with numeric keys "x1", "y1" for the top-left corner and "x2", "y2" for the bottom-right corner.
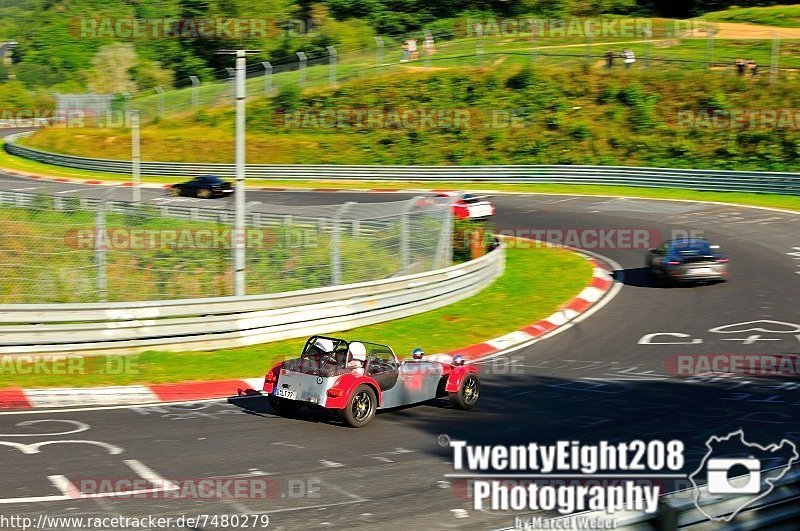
[{"x1": 412, "y1": 348, "x2": 424, "y2": 360}]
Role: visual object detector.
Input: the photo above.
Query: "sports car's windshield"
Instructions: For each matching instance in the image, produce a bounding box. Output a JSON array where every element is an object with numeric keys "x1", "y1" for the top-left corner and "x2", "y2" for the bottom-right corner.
[{"x1": 288, "y1": 336, "x2": 350, "y2": 376}]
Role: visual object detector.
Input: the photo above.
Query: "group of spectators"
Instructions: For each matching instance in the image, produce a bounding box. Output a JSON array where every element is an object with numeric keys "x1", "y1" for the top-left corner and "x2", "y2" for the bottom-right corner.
[
  {"x1": 400, "y1": 34, "x2": 435, "y2": 63},
  {"x1": 735, "y1": 58, "x2": 759, "y2": 76},
  {"x1": 605, "y1": 49, "x2": 636, "y2": 69}
]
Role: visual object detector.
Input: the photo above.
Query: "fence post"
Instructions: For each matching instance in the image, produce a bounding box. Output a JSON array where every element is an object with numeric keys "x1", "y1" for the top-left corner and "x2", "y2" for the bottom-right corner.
[
  {"x1": 130, "y1": 109, "x2": 141, "y2": 204},
  {"x1": 585, "y1": 20, "x2": 592, "y2": 65},
  {"x1": 476, "y1": 25, "x2": 484, "y2": 67},
  {"x1": 770, "y1": 33, "x2": 780, "y2": 83},
  {"x1": 122, "y1": 91, "x2": 132, "y2": 117},
  {"x1": 424, "y1": 30, "x2": 433, "y2": 68},
  {"x1": 262, "y1": 61, "x2": 273, "y2": 96},
  {"x1": 331, "y1": 202, "x2": 356, "y2": 286},
  {"x1": 95, "y1": 201, "x2": 108, "y2": 302},
  {"x1": 327, "y1": 46, "x2": 337, "y2": 87},
  {"x1": 705, "y1": 28, "x2": 715, "y2": 69},
  {"x1": 643, "y1": 27, "x2": 651, "y2": 69},
  {"x1": 530, "y1": 19, "x2": 538, "y2": 63},
  {"x1": 189, "y1": 76, "x2": 200, "y2": 108},
  {"x1": 297, "y1": 51, "x2": 307, "y2": 88},
  {"x1": 433, "y1": 200, "x2": 454, "y2": 269},
  {"x1": 155, "y1": 86, "x2": 165, "y2": 118},
  {"x1": 374, "y1": 37, "x2": 384, "y2": 72},
  {"x1": 401, "y1": 197, "x2": 420, "y2": 271}
]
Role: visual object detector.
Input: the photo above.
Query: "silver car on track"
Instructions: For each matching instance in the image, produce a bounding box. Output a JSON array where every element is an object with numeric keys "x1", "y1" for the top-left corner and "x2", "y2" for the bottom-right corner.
[{"x1": 646, "y1": 239, "x2": 729, "y2": 284}]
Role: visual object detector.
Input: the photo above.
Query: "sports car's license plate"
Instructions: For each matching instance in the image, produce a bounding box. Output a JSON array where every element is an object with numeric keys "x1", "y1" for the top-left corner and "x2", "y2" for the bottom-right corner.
[
  {"x1": 692, "y1": 268, "x2": 713, "y2": 274},
  {"x1": 274, "y1": 388, "x2": 297, "y2": 400}
]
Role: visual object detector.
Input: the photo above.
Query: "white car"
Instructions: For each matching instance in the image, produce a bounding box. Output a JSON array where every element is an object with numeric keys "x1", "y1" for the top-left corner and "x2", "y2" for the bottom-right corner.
[{"x1": 436, "y1": 192, "x2": 495, "y2": 220}]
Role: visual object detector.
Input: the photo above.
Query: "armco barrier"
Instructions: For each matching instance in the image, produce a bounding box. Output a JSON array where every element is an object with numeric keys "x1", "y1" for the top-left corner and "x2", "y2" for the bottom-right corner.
[
  {"x1": 5, "y1": 132, "x2": 799, "y2": 195},
  {"x1": 0, "y1": 243, "x2": 504, "y2": 355}
]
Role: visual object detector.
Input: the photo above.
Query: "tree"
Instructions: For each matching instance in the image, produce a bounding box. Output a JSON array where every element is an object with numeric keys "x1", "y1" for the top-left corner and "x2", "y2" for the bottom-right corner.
[{"x1": 87, "y1": 43, "x2": 137, "y2": 94}]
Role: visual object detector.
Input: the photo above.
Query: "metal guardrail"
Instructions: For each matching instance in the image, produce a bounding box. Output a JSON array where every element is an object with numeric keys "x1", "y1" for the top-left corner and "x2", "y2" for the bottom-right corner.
[
  {"x1": 0, "y1": 243, "x2": 504, "y2": 355},
  {"x1": 5, "y1": 132, "x2": 800, "y2": 195},
  {"x1": 540, "y1": 465, "x2": 800, "y2": 530}
]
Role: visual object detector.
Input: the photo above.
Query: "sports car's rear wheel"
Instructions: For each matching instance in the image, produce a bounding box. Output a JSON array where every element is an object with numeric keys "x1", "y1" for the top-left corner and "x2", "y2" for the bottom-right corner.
[
  {"x1": 268, "y1": 395, "x2": 301, "y2": 417},
  {"x1": 449, "y1": 374, "x2": 480, "y2": 410},
  {"x1": 341, "y1": 385, "x2": 376, "y2": 428}
]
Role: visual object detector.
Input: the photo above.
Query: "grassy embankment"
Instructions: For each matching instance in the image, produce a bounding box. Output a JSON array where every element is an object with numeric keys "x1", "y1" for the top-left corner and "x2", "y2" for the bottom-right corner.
[{"x1": 0, "y1": 240, "x2": 592, "y2": 388}]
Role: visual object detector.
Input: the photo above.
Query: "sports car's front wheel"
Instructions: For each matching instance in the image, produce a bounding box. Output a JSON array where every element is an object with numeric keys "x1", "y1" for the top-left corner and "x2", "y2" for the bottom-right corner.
[
  {"x1": 449, "y1": 374, "x2": 480, "y2": 410},
  {"x1": 268, "y1": 395, "x2": 301, "y2": 417},
  {"x1": 341, "y1": 385, "x2": 377, "y2": 428}
]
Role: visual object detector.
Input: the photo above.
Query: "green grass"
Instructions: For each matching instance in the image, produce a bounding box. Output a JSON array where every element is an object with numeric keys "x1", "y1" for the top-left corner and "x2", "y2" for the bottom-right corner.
[
  {"x1": 0, "y1": 242, "x2": 592, "y2": 389},
  {"x1": 701, "y1": 6, "x2": 800, "y2": 28}
]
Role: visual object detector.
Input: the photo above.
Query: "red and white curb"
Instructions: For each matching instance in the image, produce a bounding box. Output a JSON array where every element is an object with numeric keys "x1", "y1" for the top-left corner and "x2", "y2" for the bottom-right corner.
[
  {"x1": 443, "y1": 261, "x2": 613, "y2": 362},
  {"x1": 0, "y1": 259, "x2": 615, "y2": 411}
]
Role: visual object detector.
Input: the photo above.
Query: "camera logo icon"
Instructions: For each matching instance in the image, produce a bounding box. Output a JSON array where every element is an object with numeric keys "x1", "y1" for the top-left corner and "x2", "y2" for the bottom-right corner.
[
  {"x1": 706, "y1": 457, "x2": 761, "y2": 495},
  {"x1": 690, "y1": 430, "x2": 799, "y2": 522}
]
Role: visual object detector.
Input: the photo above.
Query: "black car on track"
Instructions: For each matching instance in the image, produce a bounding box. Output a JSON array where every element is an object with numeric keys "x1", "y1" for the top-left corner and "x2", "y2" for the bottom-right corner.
[{"x1": 168, "y1": 175, "x2": 233, "y2": 198}]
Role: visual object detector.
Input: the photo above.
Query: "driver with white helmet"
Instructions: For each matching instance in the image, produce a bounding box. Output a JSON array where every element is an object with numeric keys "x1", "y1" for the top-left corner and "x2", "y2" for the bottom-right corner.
[{"x1": 347, "y1": 342, "x2": 367, "y2": 376}]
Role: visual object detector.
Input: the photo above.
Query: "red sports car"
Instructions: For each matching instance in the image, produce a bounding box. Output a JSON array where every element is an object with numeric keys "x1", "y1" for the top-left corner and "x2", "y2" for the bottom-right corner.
[{"x1": 257, "y1": 336, "x2": 480, "y2": 427}]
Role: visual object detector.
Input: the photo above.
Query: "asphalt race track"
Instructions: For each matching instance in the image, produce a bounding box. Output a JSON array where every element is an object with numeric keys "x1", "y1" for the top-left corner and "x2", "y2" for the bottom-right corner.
[{"x1": 0, "y1": 164, "x2": 798, "y2": 529}]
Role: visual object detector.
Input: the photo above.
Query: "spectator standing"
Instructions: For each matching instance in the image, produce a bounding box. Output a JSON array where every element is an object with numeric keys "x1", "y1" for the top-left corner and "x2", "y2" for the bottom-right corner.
[
  {"x1": 605, "y1": 50, "x2": 615, "y2": 69},
  {"x1": 400, "y1": 40, "x2": 410, "y2": 63},
  {"x1": 408, "y1": 39, "x2": 419, "y2": 61},
  {"x1": 623, "y1": 49, "x2": 636, "y2": 69},
  {"x1": 735, "y1": 58, "x2": 746, "y2": 76}
]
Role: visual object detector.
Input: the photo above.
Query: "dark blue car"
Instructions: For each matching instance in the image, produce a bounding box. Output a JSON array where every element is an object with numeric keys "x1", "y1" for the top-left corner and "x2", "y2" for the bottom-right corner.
[{"x1": 168, "y1": 175, "x2": 233, "y2": 198}]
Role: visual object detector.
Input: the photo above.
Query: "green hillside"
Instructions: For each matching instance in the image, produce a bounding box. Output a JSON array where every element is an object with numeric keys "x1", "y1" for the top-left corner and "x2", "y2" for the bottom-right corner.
[
  {"x1": 22, "y1": 63, "x2": 800, "y2": 172},
  {"x1": 701, "y1": 5, "x2": 800, "y2": 28}
]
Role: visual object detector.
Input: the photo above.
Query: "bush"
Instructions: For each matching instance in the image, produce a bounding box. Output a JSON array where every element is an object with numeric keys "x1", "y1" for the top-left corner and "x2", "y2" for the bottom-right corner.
[
  {"x1": 273, "y1": 84, "x2": 302, "y2": 112},
  {"x1": 506, "y1": 66, "x2": 536, "y2": 90}
]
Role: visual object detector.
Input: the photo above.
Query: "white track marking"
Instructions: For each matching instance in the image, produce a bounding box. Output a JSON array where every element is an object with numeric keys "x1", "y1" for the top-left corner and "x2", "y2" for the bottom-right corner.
[
  {"x1": 0, "y1": 397, "x2": 227, "y2": 416},
  {"x1": 0, "y1": 439, "x2": 122, "y2": 455},
  {"x1": 0, "y1": 419, "x2": 89, "y2": 437},
  {"x1": 24, "y1": 386, "x2": 159, "y2": 408}
]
